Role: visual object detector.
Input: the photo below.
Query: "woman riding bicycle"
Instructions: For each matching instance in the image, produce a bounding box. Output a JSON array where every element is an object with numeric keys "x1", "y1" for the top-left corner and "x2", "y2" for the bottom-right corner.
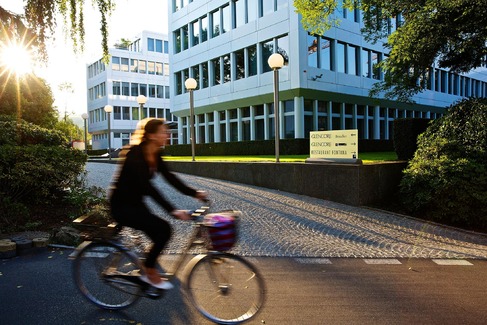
[{"x1": 109, "y1": 118, "x2": 207, "y2": 289}]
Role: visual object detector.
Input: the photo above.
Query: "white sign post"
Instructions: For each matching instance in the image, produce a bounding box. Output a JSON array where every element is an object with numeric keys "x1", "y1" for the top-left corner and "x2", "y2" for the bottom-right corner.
[{"x1": 306, "y1": 130, "x2": 362, "y2": 164}]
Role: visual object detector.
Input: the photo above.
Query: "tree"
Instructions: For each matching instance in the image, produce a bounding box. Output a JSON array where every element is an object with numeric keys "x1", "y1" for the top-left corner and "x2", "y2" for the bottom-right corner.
[
  {"x1": 294, "y1": 0, "x2": 487, "y2": 102},
  {"x1": 0, "y1": 0, "x2": 115, "y2": 63},
  {"x1": 0, "y1": 73, "x2": 57, "y2": 127}
]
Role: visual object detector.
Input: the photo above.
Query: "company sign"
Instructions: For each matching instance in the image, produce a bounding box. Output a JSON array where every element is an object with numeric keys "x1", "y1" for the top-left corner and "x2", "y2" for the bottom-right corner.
[{"x1": 309, "y1": 130, "x2": 358, "y2": 159}]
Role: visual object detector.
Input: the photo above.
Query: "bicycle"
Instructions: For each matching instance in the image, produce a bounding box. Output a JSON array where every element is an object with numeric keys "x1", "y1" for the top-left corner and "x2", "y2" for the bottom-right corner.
[{"x1": 70, "y1": 202, "x2": 266, "y2": 325}]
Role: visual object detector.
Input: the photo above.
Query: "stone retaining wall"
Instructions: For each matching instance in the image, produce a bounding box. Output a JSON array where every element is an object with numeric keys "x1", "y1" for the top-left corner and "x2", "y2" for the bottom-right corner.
[{"x1": 165, "y1": 161, "x2": 407, "y2": 206}]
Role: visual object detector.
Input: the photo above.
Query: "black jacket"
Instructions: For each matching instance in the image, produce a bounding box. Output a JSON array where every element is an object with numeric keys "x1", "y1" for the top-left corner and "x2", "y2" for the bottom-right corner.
[{"x1": 109, "y1": 142, "x2": 197, "y2": 213}]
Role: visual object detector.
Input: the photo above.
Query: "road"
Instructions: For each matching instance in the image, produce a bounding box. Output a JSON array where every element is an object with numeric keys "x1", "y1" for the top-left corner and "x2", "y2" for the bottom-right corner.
[
  {"x1": 1, "y1": 162, "x2": 486, "y2": 324},
  {"x1": 1, "y1": 249, "x2": 487, "y2": 324}
]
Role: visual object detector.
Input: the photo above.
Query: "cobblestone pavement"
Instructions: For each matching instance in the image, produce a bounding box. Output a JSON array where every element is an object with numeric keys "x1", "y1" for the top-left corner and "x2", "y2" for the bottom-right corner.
[{"x1": 86, "y1": 162, "x2": 487, "y2": 259}]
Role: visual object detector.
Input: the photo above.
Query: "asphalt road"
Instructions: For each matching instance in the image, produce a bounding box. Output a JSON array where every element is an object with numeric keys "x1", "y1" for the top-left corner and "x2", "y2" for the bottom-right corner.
[{"x1": 1, "y1": 249, "x2": 487, "y2": 324}]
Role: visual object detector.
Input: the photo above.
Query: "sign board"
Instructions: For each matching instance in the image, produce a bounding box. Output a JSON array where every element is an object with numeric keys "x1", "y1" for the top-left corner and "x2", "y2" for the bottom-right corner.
[{"x1": 309, "y1": 130, "x2": 358, "y2": 160}]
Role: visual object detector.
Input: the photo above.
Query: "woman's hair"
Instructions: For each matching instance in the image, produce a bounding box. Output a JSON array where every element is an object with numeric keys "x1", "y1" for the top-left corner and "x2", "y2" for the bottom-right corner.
[{"x1": 129, "y1": 118, "x2": 166, "y2": 145}]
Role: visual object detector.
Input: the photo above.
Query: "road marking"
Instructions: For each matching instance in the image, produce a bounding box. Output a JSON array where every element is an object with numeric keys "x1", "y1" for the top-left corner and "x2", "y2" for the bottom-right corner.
[
  {"x1": 364, "y1": 259, "x2": 402, "y2": 265},
  {"x1": 432, "y1": 259, "x2": 473, "y2": 266},
  {"x1": 295, "y1": 258, "x2": 333, "y2": 264}
]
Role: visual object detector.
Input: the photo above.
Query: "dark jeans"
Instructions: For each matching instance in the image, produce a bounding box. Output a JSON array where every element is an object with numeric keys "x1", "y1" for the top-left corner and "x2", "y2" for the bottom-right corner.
[{"x1": 111, "y1": 203, "x2": 172, "y2": 268}]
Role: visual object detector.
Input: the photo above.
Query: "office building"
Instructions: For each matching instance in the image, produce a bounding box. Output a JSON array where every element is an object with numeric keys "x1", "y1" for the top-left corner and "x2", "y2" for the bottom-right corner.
[
  {"x1": 86, "y1": 31, "x2": 175, "y2": 150},
  {"x1": 169, "y1": 0, "x2": 487, "y2": 145}
]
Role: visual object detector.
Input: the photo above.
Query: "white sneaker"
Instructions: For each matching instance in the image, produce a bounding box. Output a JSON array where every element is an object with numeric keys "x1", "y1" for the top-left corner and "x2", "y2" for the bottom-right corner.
[{"x1": 140, "y1": 275, "x2": 174, "y2": 290}]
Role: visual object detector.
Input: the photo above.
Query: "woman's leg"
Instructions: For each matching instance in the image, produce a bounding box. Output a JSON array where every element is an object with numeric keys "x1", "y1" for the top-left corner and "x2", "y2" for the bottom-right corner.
[{"x1": 112, "y1": 205, "x2": 172, "y2": 268}]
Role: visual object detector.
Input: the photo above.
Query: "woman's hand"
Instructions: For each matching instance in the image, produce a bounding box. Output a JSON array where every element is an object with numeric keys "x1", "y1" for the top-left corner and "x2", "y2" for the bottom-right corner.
[{"x1": 171, "y1": 210, "x2": 191, "y2": 221}]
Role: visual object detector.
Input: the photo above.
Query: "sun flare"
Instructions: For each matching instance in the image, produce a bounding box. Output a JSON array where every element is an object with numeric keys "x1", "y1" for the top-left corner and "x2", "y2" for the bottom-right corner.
[{"x1": 0, "y1": 41, "x2": 33, "y2": 76}]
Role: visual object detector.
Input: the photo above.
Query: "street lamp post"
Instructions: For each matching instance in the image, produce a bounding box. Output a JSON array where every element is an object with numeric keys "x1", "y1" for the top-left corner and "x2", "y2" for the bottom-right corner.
[
  {"x1": 184, "y1": 78, "x2": 197, "y2": 161},
  {"x1": 136, "y1": 95, "x2": 147, "y2": 120},
  {"x1": 268, "y1": 53, "x2": 284, "y2": 163},
  {"x1": 81, "y1": 113, "x2": 88, "y2": 154},
  {"x1": 104, "y1": 105, "x2": 113, "y2": 161}
]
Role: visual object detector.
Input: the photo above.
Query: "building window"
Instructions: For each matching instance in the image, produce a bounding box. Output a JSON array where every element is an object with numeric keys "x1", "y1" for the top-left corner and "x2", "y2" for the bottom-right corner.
[
  {"x1": 156, "y1": 39, "x2": 163, "y2": 52},
  {"x1": 164, "y1": 40, "x2": 169, "y2": 53},
  {"x1": 149, "y1": 84, "x2": 156, "y2": 98},
  {"x1": 307, "y1": 34, "x2": 318, "y2": 68},
  {"x1": 138, "y1": 60, "x2": 146, "y2": 74},
  {"x1": 132, "y1": 107, "x2": 140, "y2": 120},
  {"x1": 201, "y1": 15, "x2": 208, "y2": 42},
  {"x1": 320, "y1": 37, "x2": 331, "y2": 70},
  {"x1": 122, "y1": 82, "x2": 129, "y2": 96},
  {"x1": 235, "y1": 49, "x2": 245, "y2": 80},
  {"x1": 362, "y1": 49, "x2": 370, "y2": 78},
  {"x1": 113, "y1": 81, "x2": 121, "y2": 95},
  {"x1": 174, "y1": 29, "x2": 181, "y2": 53},
  {"x1": 182, "y1": 25, "x2": 189, "y2": 51},
  {"x1": 130, "y1": 59, "x2": 138, "y2": 72},
  {"x1": 131, "y1": 83, "x2": 139, "y2": 96},
  {"x1": 262, "y1": 39, "x2": 274, "y2": 73},
  {"x1": 235, "y1": 0, "x2": 245, "y2": 28},
  {"x1": 276, "y1": 34, "x2": 289, "y2": 66},
  {"x1": 165, "y1": 86, "x2": 170, "y2": 98},
  {"x1": 248, "y1": 0, "x2": 258, "y2": 23},
  {"x1": 191, "y1": 65, "x2": 200, "y2": 88},
  {"x1": 211, "y1": 9, "x2": 220, "y2": 37},
  {"x1": 192, "y1": 20, "x2": 200, "y2": 46},
  {"x1": 372, "y1": 51, "x2": 380, "y2": 80},
  {"x1": 262, "y1": 0, "x2": 274, "y2": 16},
  {"x1": 140, "y1": 83, "x2": 147, "y2": 96},
  {"x1": 148, "y1": 61, "x2": 155, "y2": 75},
  {"x1": 157, "y1": 85, "x2": 163, "y2": 98},
  {"x1": 212, "y1": 57, "x2": 221, "y2": 85},
  {"x1": 114, "y1": 106, "x2": 121, "y2": 120},
  {"x1": 347, "y1": 45, "x2": 357, "y2": 75},
  {"x1": 156, "y1": 62, "x2": 163, "y2": 76},
  {"x1": 223, "y1": 54, "x2": 231, "y2": 82},
  {"x1": 121, "y1": 58, "x2": 129, "y2": 72},
  {"x1": 175, "y1": 71, "x2": 183, "y2": 95},
  {"x1": 148, "y1": 38, "x2": 155, "y2": 51},
  {"x1": 222, "y1": 4, "x2": 231, "y2": 33},
  {"x1": 122, "y1": 107, "x2": 130, "y2": 120},
  {"x1": 202, "y1": 62, "x2": 209, "y2": 88},
  {"x1": 248, "y1": 45, "x2": 257, "y2": 76},
  {"x1": 336, "y1": 42, "x2": 346, "y2": 73},
  {"x1": 112, "y1": 56, "x2": 120, "y2": 71}
]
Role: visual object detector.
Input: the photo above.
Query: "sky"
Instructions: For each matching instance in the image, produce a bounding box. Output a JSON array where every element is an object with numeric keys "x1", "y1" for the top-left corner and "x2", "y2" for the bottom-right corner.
[{"x1": 1, "y1": 0, "x2": 169, "y2": 123}]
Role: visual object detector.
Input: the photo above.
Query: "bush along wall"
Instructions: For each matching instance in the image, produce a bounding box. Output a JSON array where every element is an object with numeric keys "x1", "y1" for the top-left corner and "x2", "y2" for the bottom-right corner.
[
  {"x1": 400, "y1": 98, "x2": 487, "y2": 232},
  {"x1": 164, "y1": 139, "x2": 392, "y2": 156},
  {"x1": 393, "y1": 118, "x2": 432, "y2": 160}
]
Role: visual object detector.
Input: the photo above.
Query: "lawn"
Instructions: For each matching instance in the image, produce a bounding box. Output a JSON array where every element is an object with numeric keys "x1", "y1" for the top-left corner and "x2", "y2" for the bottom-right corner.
[{"x1": 163, "y1": 152, "x2": 398, "y2": 163}]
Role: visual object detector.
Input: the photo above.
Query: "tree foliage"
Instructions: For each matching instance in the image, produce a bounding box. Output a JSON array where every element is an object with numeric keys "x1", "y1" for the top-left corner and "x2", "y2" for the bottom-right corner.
[
  {"x1": 294, "y1": 0, "x2": 487, "y2": 102},
  {"x1": 400, "y1": 98, "x2": 487, "y2": 231},
  {"x1": 0, "y1": 0, "x2": 115, "y2": 63},
  {"x1": 0, "y1": 73, "x2": 58, "y2": 127}
]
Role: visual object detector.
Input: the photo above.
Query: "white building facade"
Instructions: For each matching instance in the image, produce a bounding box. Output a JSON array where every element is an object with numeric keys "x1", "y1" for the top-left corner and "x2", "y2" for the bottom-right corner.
[
  {"x1": 169, "y1": 0, "x2": 487, "y2": 145},
  {"x1": 86, "y1": 31, "x2": 176, "y2": 150}
]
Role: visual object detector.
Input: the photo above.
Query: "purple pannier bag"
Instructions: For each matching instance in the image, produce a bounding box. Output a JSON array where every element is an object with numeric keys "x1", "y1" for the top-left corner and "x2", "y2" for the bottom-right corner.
[{"x1": 203, "y1": 212, "x2": 240, "y2": 251}]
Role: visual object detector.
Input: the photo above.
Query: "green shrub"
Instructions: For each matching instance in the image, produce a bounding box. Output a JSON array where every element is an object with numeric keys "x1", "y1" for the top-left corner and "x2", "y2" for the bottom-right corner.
[
  {"x1": 0, "y1": 144, "x2": 87, "y2": 204},
  {"x1": 400, "y1": 98, "x2": 487, "y2": 231},
  {"x1": 393, "y1": 118, "x2": 431, "y2": 160},
  {"x1": 0, "y1": 118, "x2": 89, "y2": 232},
  {"x1": 0, "y1": 116, "x2": 67, "y2": 146}
]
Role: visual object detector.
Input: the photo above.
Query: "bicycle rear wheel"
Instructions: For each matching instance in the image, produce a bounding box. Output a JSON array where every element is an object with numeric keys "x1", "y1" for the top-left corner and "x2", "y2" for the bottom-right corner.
[
  {"x1": 72, "y1": 242, "x2": 142, "y2": 310},
  {"x1": 185, "y1": 253, "x2": 265, "y2": 324}
]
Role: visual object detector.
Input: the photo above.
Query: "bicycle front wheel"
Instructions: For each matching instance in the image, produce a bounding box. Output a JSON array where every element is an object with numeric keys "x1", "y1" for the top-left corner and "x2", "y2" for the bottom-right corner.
[
  {"x1": 185, "y1": 253, "x2": 266, "y2": 324},
  {"x1": 72, "y1": 242, "x2": 142, "y2": 310}
]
